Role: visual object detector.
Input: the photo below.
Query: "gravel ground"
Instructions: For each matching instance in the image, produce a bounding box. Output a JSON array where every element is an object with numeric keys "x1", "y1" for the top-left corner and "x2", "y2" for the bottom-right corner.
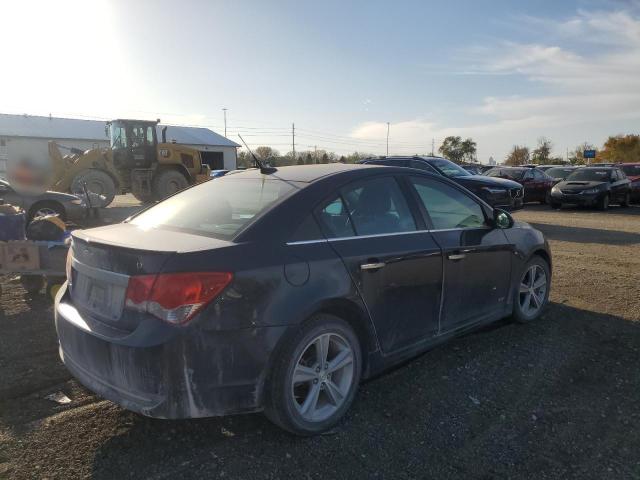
[{"x1": 1, "y1": 205, "x2": 639, "y2": 479}]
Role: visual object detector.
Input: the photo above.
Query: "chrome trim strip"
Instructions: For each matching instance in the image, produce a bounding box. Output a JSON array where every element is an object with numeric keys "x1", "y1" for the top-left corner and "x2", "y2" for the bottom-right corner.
[{"x1": 286, "y1": 226, "x2": 491, "y2": 245}]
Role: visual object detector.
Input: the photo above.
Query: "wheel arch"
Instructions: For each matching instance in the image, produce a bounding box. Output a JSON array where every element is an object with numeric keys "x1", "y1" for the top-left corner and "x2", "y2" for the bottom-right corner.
[{"x1": 529, "y1": 248, "x2": 552, "y2": 274}]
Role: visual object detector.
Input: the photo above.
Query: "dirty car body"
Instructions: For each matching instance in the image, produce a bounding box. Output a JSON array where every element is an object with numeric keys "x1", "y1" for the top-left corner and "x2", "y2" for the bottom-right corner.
[
  {"x1": 55, "y1": 164, "x2": 551, "y2": 429},
  {"x1": 0, "y1": 179, "x2": 86, "y2": 221}
]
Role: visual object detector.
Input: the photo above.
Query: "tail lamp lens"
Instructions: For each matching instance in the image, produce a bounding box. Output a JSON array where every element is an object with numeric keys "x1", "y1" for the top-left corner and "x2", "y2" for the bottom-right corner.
[{"x1": 125, "y1": 272, "x2": 233, "y2": 324}]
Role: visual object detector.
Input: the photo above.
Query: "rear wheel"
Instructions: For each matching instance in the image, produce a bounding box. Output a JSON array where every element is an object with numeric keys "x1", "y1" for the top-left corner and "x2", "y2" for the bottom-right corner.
[
  {"x1": 152, "y1": 169, "x2": 189, "y2": 200},
  {"x1": 542, "y1": 190, "x2": 551, "y2": 204},
  {"x1": 71, "y1": 169, "x2": 116, "y2": 207},
  {"x1": 512, "y1": 256, "x2": 550, "y2": 323},
  {"x1": 597, "y1": 194, "x2": 609, "y2": 211},
  {"x1": 264, "y1": 314, "x2": 362, "y2": 435}
]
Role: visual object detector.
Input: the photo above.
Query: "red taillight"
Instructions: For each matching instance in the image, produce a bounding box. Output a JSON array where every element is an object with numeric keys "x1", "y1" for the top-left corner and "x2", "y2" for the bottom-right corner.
[{"x1": 125, "y1": 272, "x2": 233, "y2": 325}]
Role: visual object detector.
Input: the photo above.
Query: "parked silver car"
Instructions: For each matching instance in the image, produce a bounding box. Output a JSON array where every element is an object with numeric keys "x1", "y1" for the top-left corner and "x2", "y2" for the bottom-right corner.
[{"x1": 0, "y1": 179, "x2": 86, "y2": 222}]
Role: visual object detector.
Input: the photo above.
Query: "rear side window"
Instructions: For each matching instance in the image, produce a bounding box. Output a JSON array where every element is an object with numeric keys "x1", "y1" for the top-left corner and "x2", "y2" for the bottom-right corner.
[
  {"x1": 410, "y1": 177, "x2": 486, "y2": 230},
  {"x1": 316, "y1": 197, "x2": 356, "y2": 238},
  {"x1": 130, "y1": 177, "x2": 300, "y2": 239},
  {"x1": 341, "y1": 177, "x2": 416, "y2": 236}
]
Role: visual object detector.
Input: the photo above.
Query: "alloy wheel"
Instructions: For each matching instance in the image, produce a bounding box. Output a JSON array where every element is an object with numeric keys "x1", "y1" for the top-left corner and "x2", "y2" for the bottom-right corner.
[
  {"x1": 35, "y1": 207, "x2": 58, "y2": 217},
  {"x1": 291, "y1": 333, "x2": 355, "y2": 422},
  {"x1": 519, "y1": 264, "x2": 547, "y2": 317}
]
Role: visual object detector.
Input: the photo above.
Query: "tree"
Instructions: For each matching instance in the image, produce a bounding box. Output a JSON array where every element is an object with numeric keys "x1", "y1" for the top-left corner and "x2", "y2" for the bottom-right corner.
[
  {"x1": 568, "y1": 142, "x2": 596, "y2": 165},
  {"x1": 531, "y1": 137, "x2": 553, "y2": 164},
  {"x1": 305, "y1": 153, "x2": 313, "y2": 165},
  {"x1": 254, "y1": 146, "x2": 279, "y2": 162},
  {"x1": 296, "y1": 157, "x2": 304, "y2": 165},
  {"x1": 438, "y1": 136, "x2": 477, "y2": 163},
  {"x1": 505, "y1": 146, "x2": 530, "y2": 166},
  {"x1": 599, "y1": 134, "x2": 640, "y2": 163}
]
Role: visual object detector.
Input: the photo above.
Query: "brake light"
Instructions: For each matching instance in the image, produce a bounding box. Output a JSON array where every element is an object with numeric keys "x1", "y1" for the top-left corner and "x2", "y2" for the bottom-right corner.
[{"x1": 125, "y1": 272, "x2": 233, "y2": 324}]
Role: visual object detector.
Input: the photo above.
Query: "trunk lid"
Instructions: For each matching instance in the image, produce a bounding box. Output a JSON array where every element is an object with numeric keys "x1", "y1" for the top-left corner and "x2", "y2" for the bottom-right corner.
[{"x1": 69, "y1": 224, "x2": 232, "y2": 330}]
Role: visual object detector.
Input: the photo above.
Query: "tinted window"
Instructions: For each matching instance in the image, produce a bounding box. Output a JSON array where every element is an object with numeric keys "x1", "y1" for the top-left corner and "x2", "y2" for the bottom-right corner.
[
  {"x1": 410, "y1": 177, "x2": 486, "y2": 230},
  {"x1": 316, "y1": 197, "x2": 355, "y2": 238},
  {"x1": 566, "y1": 169, "x2": 612, "y2": 182},
  {"x1": 533, "y1": 170, "x2": 545, "y2": 180},
  {"x1": 487, "y1": 168, "x2": 526, "y2": 180},
  {"x1": 428, "y1": 158, "x2": 471, "y2": 177},
  {"x1": 290, "y1": 215, "x2": 323, "y2": 242},
  {"x1": 130, "y1": 177, "x2": 300, "y2": 239},
  {"x1": 620, "y1": 164, "x2": 640, "y2": 176},
  {"x1": 546, "y1": 167, "x2": 574, "y2": 179},
  {"x1": 341, "y1": 177, "x2": 416, "y2": 235},
  {"x1": 410, "y1": 160, "x2": 438, "y2": 173}
]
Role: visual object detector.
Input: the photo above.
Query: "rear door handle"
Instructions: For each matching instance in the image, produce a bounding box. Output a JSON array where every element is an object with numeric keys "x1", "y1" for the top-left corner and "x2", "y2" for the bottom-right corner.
[
  {"x1": 360, "y1": 262, "x2": 386, "y2": 271},
  {"x1": 447, "y1": 253, "x2": 466, "y2": 261}
]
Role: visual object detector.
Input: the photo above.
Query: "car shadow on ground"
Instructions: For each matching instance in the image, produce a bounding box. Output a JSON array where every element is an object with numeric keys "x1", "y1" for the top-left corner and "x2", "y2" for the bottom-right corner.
[
  {"x1": 527, "y1": 222, "x2": 640, "y2": 245},
  {"x1": 523, "y1": 203, "x2": 640, "y2": 216},
  {"x1": 81, "y1": 303, "x2": 640, "y2": 480}
]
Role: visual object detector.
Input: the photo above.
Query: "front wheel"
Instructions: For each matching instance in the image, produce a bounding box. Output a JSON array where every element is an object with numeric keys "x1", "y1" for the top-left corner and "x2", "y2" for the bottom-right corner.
[
  {"x1": 512, "y1": 256, "x2": 550, "y2": 323},
  {"x1": 264, "y1": 314, "x2": 362, "y2": 435}
]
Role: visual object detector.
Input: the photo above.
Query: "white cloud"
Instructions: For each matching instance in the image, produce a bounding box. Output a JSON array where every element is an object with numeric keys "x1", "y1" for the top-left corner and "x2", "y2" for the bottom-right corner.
[{"x1": 351, "y1": 9, "x2": 640, "y2": 162}]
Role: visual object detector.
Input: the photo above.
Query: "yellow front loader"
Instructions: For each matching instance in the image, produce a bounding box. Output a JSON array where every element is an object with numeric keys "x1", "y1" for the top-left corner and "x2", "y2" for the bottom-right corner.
[{"x1": 48, "y1": 119, "x2": 211, "y2": 207}]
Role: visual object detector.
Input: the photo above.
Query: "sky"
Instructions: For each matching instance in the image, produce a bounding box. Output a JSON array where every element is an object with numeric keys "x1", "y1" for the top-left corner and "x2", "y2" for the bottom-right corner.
[{"x1": 1, "y1": 0, "x2": 640, "y2": 162}]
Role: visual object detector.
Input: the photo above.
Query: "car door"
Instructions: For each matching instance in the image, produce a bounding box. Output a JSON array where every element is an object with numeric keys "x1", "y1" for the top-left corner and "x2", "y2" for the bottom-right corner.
[
  {"x1": 612, "y1": 169, "x2": 628, "y2": 201},
  {"x1": 533, "y1": 170, "x2": 549, "y2": 201},
  {"x1": 521, "y1": 170, "x2": 536, "y2": 202},
  {"x1": 315, "y1": 175, "x2": 443, "y2": 354},
  {"x1": 406, "y1": 176, "x2": 513, "y2": 333}
]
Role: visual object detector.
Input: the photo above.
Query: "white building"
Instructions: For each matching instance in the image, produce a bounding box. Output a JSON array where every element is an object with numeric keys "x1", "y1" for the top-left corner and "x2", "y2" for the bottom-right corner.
[{"x1": 0, "y1": 113, "x2": 239, "y2": 179}]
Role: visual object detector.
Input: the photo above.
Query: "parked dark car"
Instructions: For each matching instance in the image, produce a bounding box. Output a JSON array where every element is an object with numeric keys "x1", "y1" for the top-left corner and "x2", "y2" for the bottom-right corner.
[
  {"x1": 618, "y1": 163, "x2": 640, "y2": 203},
  {"x1": 0, "y1": 179, "x2": 86, "y2": 222},
  {"x1": 485, "y1": 166, "x2": 554, "y2": 204},
  {"x1": 550, "y1": 166, "x2": 631, "y2": 210},
  {"x1": 360, "y1": 156, "x2": 524, "y2": 210},
  {"x1": 55, "y1": 164, "x2": 551, "y2": 435},
  {"x1": 545, "y1": 166, "x2": 581, "y2": 185},
  {"x1": 461, "y1": 164, "x2": 483, "y2": 175}
]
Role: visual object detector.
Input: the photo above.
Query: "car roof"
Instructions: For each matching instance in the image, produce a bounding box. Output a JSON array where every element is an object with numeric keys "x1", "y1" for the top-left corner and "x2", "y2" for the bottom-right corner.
[
  {"x1": 584, "y1": 165, "x2": 616, "y2": 170},
  {"x1": 224, "y1": 163, "x2": 385, "y2": 183},
  {"x1": 362, "y1": 155, "x2": 448, "y2": 163}
]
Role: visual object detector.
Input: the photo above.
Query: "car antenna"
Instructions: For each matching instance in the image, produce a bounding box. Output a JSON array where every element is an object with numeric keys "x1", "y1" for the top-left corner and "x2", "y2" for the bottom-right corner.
[{"x1": 238, "y1": 134, "x2": 277, "y2": 174}]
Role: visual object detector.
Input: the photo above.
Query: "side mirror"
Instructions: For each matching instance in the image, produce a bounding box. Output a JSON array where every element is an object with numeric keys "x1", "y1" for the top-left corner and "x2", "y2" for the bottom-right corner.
[{"x1": 493, "y1": 208, "x2": 514, "y2": 229}]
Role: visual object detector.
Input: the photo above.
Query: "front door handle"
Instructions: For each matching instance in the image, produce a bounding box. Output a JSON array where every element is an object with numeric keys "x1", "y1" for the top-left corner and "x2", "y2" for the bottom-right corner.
[
  {"x1": 360, "y1": 262, "x2": 386, "y2": 271},
  {"x1": 448, "y1": 253, "x2": 466, "y2": 261}
]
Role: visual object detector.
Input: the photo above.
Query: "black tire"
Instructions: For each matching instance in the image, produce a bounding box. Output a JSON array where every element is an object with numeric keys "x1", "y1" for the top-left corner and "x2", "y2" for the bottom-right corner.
[
  {"x1": 549, "y1": 200, "x2": 561, "y2": 209},
  {"x1": 620, "y1": 192, "x2": 630, "y2": 208},
  {"x1": 152, "y1": 169, "x2": 189, "y2": 201},
  {"x1": 28, "y1": 201, "x2": 66, "y2": 223},
  {"x1": 71, "y1": 169, "x2": 116, "y2": 207},
  {"x1": 597, "y1": 194, "x2": 610, "y2": 211},
  {"x1": 512, "y1": 255, "x2": 551, "y2": 324},
  {"x1": 264, "y1": 314, "x2": 362, "y2": 435},
  {"x1": 131, "y1": 190, "x2": 155, "y2": 204},
  {"x1": 20, "y1": 275, "x2": 45, "y2": 294}
]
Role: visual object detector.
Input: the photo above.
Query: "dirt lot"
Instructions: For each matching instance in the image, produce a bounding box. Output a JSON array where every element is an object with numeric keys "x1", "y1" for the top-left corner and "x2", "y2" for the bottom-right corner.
[{"x1": 1, "y1": 205, "x2": 639, "y2": 479}]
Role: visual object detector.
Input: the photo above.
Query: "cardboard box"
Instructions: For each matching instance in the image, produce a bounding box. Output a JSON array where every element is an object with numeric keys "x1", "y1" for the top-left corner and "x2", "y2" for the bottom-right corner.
[{"x1": 5, "y1": 241, "x2": 40, "y2": 271}]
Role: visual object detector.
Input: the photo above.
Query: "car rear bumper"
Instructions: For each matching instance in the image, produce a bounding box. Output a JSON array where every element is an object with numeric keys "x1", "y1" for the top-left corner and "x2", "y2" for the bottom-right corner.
[{"x1": 55, "y1": 284, "x2": 289, "y2": 419}]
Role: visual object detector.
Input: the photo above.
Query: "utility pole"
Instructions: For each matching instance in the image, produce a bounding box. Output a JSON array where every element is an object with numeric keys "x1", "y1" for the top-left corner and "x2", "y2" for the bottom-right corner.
[
  {"x1": 292, "y1": 123, "x2": 295, "y2": 162},
  {"x1": 222, "y1": 108, "x2": 228, "y2": 137},
  {"x1": 386, "y1": 122, "x2": 390, "y2": 156},
  {"x1": 431, "y1": 138, "x2": 435, "y2": 156},
  {"x1": 314, "y1": 145, "x2": 318, "y2": 164}
]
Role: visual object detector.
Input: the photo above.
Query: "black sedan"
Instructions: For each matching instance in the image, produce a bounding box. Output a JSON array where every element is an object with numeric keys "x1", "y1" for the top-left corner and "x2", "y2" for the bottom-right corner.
[
  {"x1": 550, "y1": 166, "x2": 631, "y2": 210},
  {"x1": 360, "y1": 156, "x2": 524, "y2": 210},
  {"x1": 55, "y1": 164, "x2": 551, "y2": 435}
]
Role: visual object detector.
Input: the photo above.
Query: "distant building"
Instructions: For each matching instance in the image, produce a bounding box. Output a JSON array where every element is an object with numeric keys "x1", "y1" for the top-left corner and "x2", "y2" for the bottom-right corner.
[{"x1": 0, "y1": 113, "x2": 239, "y2": 179}]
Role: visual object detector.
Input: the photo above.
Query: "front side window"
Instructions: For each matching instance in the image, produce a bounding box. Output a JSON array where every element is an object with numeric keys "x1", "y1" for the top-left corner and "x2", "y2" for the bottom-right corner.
[
  {"x1": 130, "y1": 177, "x2": 300, "y2": 239},
  {"x1": 341, "y1": 177, "x2": 417, "y2": 236},
  {"x1": 621, "y1": 164, "x2": 640, "y2": 176},
  {"x1": 110, "y1": 125, "x2": 127, "y2": 149},
  {"x1": 316, "y1": 197, "x2": 355, "y2": 238},
  {"x1": 410, "y1": 177, "x2": 486, "y2": 230}
]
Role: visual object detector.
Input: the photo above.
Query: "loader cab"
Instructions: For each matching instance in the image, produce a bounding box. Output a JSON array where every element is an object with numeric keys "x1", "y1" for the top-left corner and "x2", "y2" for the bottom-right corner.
[{"x1": 107, "y1": 119, "x2": 158, "y2": 170}]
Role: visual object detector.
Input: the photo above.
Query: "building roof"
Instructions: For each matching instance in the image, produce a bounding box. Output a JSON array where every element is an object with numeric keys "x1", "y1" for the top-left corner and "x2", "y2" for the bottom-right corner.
[{"x1": 0, "y1": 113, "x2": 239, "y2": 147}]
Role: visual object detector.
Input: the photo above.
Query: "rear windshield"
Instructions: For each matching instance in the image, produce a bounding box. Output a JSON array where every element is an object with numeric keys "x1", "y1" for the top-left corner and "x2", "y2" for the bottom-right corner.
[
  {"x1": 130, "y1": 177, "x2": 301, "y2": 239},
  {"x1": 620, "y1": 164, "x2": 640, "y2": 176},
  {"x1": 546, "y1": 167, "x2": 575, "y2": 179},
  {"x1": 565, "y1": 169, "x2": 611, "y2": 182},
  {"x1": 486, "y1": 168, "x2": 525, "y2": 180},
  {"x1": 429, "y1": 158, "x2": 471, "y2": 177}
]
